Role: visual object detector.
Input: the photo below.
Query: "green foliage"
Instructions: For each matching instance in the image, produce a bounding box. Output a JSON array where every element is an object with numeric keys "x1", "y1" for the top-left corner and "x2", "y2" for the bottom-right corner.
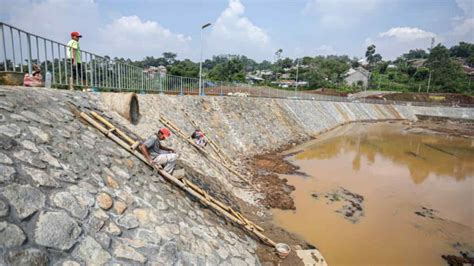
[
  {"x1": 449, "y1": 42, "x2": 474, "y2": 58},
  {"x1": 402, "y1": 49, "x2": 428, "y2": 60},
  {"x1": 168, "y1": 59, "x2": 199, "y2": 78}
]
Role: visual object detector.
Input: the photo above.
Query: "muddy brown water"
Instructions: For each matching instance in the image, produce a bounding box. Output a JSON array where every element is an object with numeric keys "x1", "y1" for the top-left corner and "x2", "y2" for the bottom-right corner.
[{"x1": 272, "y1": 122, "x2": 474, "y2": 266}]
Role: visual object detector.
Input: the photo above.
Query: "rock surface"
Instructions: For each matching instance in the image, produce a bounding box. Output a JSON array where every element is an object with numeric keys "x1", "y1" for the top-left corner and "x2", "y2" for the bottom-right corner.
[
  {"x1": 34, "y1": 211, "x2": 81, "y2": 250},
  {"x1": 0, "y1": 87, "x2": 261, "y2": 265}
]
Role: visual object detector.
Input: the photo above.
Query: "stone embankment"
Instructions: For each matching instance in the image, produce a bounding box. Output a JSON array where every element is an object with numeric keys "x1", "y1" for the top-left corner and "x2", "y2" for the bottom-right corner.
[
  {"x1": 1, "y1": 86, "x2": 472, "y2": 265},
  {"x1": 0, "y1": 86, "x2": 258, "y2": 265}
]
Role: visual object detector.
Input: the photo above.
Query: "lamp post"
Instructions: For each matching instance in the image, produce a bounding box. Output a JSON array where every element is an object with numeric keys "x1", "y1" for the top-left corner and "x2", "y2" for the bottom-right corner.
[
  {"x1": 199, "y1": 22, "x2": 211, "y2": 96},
  {"x1": 295, "y1": 58, "x2": 300, "y2": 98}
]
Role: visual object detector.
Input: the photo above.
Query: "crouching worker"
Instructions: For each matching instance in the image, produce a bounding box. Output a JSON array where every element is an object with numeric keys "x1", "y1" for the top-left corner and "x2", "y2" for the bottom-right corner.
[
  {"x1": 191, "y1": 129, "x2": 207, "y2": 147},
  {"x1": 140, "y1": 127, "x2": 177, "y2": 174}
]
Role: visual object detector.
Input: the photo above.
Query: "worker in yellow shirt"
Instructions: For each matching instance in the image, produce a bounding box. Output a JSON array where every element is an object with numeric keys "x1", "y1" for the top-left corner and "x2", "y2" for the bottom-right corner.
[{"x1": 67, "y1": 31, "x2": 83, "y2": 87}]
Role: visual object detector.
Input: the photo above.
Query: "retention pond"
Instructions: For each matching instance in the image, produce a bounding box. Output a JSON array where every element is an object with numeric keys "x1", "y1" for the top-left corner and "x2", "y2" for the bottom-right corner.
[{"x1": 272, "y1": 121, "x2": 474, "y2": 265}]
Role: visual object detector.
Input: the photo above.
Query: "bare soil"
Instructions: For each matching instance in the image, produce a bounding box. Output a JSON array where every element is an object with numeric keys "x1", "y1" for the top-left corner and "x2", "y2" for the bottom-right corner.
[{"x1": 245, "y1": 150, "x2": 306, "y2": 210}]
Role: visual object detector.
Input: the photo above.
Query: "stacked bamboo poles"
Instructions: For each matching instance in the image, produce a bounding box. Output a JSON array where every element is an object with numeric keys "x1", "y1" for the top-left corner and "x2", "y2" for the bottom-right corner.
[
  {"x1": 158, "y1": 115, "x2": 256, "y2": 188},
  {"x1": 79, "y1": 111, "x2": 276, "y2": 247}
]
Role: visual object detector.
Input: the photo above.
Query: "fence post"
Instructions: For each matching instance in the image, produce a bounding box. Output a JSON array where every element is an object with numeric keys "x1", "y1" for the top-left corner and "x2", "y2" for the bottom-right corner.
[
  {"x1": 179, "y1": 76, "x2": 184, "y2": 96},
  {"x1": 26, "y1": 33, "x2": 32, "y2": 74},
  {"x1": 1, "y1": 24, "x2": 7, "y2": 71},
  {"x1": 10, "y1": 27, "x2": 16, "y2": 72}
]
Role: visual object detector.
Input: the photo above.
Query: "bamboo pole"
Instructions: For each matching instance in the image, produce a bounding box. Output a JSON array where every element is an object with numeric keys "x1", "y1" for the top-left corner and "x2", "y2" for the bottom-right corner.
[
  {"x1": 159, "y1": 115, "x2": 255, "y2": 187},
  {"x1": 80, "y1": 111, "x2": 275, "y2": 247}
]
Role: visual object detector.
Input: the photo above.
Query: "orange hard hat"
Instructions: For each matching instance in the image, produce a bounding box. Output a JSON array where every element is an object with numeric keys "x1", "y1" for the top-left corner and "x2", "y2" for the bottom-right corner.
[{"x1": 159, "y1": 127, "x2": 171, "y2": 138}]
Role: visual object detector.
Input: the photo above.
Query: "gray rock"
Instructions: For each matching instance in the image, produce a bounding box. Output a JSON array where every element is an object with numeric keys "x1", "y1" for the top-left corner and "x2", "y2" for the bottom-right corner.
[
  {"x1": 0, "y1": 221, "x2": 26, "y2": 248},
  {"x1": 111, "y1": 165, "x2": 130, "y2": 180},
  {"x1": 154, "y1": 225, "x2": 174, "y2": 241},
  {"x1": 6, "y1": 248, "x2": 48, "y2": 266},
  {"x1": 28, "y1": 126, "x2": 50, "y2": 143},
  {"x1": 9, "y1": 113, "x2": 29, "y2": 122},
  {"x1": 0, "y1": 152, "x2": 13, "y2": 164},
  {"x1": 155, "y1": 201, "x2": 168, "y2": 211},
  {"x1": 136, "y1": 229, "x2": 161, "y2": 246},
  {"x1": 73, "y1": 236, "x2": 111, "y2": 265},
  {"x1": 56, "y1": 129, "x2": 71, "y2": 139},
  {"x1": 2, "y1": 184, "x2": 45, "y2": 219},
  {"x1": 95, "y1": 232, "x2": 111, "y2": 249},
  {"x1": 0, "y1": 124, "x2": 21, "y2": 137},
  {"x1": 51, "y1": 170, "x2": 79, "y2": 183},
  {"x1": 114, "y1": 244, "x2": 147, "y2": 263},
  {"x1": 54, "y1": 260, "x2": 80, "y2": 266},
  {"x1": 216, "y1": 246, "x2": 229, "y2": 260},
  {"x1": 21, "y1": 110, "x2": 52, "y2": 126},
  {"x1": 23, "y1": 166, "x2": 59, "y2": 187},
  {"x1": 0, "y1": 164, "x2": 16, "y2": 182},
  {"x1": 0, "y1": 198, "x2": 9, "y2": 217},
  {"x1": 51, "y1": 191, "x2": 89, "y2": 219},
  {"x1": 0, "y1": 101, "x2": 15, "y2": 112},
  {"x1": 35, "y1": 211, "x2": 81, "y2": 250},
  {"x1": 39, "y1": 150, "x2": 62, "y2": 168},
  {"x1": 14, "y1": 150, "x2": 47, "y2": 169},
  {"x1": 21, "y1": 140, "x2": 39, "y2": 153},
  {"x1": 155, "y1": 241, "x2": 179, "y2": 265},
  {"x1": 0, "y1": 135, "x2": 17, "y2": 150},
  {"x1": 116, "y1": 213, "x2": 139, "y2": 229},
  {"x1": 230, "y1": 258, "x2": 247, "y2": 266}
]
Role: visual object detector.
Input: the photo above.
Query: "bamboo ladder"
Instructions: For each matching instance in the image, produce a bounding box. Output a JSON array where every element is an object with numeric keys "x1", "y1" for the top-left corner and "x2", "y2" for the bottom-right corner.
[
  {"x1": 80, "y1": 111, "x2": 275, "y2": 247},
  {"x1": 158, "y1": 115, "x2": 256, "y2": 188}
]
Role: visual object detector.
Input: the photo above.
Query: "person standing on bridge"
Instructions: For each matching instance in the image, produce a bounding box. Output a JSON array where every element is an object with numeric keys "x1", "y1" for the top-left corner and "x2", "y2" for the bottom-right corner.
[
  {"x1": 67, "y1": 31, "x2": 83, "y2": 88},
  {"x1": 140, "y1": 127, "x2": 178, "y2": 174}
]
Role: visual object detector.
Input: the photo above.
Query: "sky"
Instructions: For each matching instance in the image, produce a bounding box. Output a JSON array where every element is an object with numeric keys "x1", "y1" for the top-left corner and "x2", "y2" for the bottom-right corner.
[{"x1": 1, "y1": 0, "x2": 473, "y2": 62}]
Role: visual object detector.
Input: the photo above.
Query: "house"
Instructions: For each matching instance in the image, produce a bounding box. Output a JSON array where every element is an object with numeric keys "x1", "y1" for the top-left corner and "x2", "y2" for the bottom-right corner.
[
  {"x1": 143, "y1": 66, "x2": 167, "y2": 77},
  {"x1": 245, "y1": 75, "x2": 264, "y2": 84},
  {"x1": 344, "y1": 67, "x2": 370, "y2": 88}
]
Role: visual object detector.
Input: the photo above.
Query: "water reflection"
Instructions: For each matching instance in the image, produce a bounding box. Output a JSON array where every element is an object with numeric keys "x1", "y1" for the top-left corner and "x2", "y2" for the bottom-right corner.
[{"x1": 295, "y1": 124, "x2": 474, "y2": 183}]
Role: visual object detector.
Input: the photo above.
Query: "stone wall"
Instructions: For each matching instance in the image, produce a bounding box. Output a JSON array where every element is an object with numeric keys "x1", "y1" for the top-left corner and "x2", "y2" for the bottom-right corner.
[{"x1": 0, "y1": 86, "x2": 258, "y2": 265}]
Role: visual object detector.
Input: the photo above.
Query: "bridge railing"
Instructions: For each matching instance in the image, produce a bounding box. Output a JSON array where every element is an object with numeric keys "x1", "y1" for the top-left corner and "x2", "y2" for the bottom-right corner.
[{"x1": 1, "y1": 22, "x2": 472, "y2": 108}]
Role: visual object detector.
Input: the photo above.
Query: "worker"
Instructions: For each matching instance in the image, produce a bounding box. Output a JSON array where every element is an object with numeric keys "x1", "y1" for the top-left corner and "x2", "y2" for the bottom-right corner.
[
  {"x1": 140, "y1": 127, "x2": 177, "y2": 173},
  {"x1": 67, "y1": 31, "x2": 83, "y2": 87},
  {"x1": 191, "y1": 129, "x2": 207, "y2": 147},
  {"x1": 23, "y1": 64, "x2": 43, "y2": 87}
]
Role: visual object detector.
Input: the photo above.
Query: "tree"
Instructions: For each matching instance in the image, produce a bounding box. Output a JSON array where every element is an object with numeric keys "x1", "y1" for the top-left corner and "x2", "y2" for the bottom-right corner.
[
  {"x1": 449, "y1": 42, "x2": 474, "y2": 58},
  {"x1": 402, "y1": 49, "x2": 428, "y2": 60},
  {"x1": 162, "y1": 52, "x2": 177, "y2": 65},
  {"x1": 365, "y1": 44, "x2": 382, "y2": 69},
  {"x1": 275, "y1": 49, "x2": 283, "y2": 61},
  {"x1": 427, "y1": 44, "x2": 467, "y2": 92}
]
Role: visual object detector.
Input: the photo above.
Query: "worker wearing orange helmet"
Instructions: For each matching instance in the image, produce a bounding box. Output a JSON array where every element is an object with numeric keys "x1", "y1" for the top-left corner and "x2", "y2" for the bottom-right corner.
[{"x1": 140, "y1": 127, "x2": 177, "y2": 173}]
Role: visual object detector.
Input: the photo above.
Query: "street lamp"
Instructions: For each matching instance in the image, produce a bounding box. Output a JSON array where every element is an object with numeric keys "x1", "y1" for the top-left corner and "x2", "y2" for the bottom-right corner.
[
  {"x1": 199, "y1": 22, "x2": 212, "y2": 96},
  {"x1": 295, "y1": 58, "x2": 300, "y2": 98}
]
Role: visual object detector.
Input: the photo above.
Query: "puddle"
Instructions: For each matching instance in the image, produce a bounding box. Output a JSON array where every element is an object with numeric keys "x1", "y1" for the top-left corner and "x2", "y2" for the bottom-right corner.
[{"x1": 272, "y1": 122, "x2": 474, "y2": 265}]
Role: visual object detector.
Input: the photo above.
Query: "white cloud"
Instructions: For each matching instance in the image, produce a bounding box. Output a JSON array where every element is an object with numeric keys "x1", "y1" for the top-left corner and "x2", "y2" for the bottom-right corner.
[
  {"x1": 304, "y1": 0, "x2": 381, "y2": 28},
  {"x1": 449, "y1": 0, "x2": 474, "y2": 43},
  {"x1": 3, "y1": 0, "x2": 101, "y2": 45},
  {"x1": 97, "y1": 16, "x2": 192, "y2": 59},
  {"x1": 207, "y1": 0, "x2": 272, "y2": 61},
  {"x1": 366, "y1": 27, "x2": 436, "y2": 59},
  {"x1": 379, "y1": 27, "x2": 436, "y2": 42}
]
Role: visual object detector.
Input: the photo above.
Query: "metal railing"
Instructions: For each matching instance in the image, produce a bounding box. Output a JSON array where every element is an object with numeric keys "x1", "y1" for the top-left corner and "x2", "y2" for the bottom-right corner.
[{"x1": 1, "y1": 21, "x2": 472, "y2": 108}]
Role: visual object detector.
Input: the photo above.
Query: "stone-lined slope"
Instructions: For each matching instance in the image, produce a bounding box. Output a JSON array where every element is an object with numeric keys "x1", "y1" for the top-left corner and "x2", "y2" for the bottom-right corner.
[{"x1": 0, "y1": 86, "x2": 259, "y2": 265}]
